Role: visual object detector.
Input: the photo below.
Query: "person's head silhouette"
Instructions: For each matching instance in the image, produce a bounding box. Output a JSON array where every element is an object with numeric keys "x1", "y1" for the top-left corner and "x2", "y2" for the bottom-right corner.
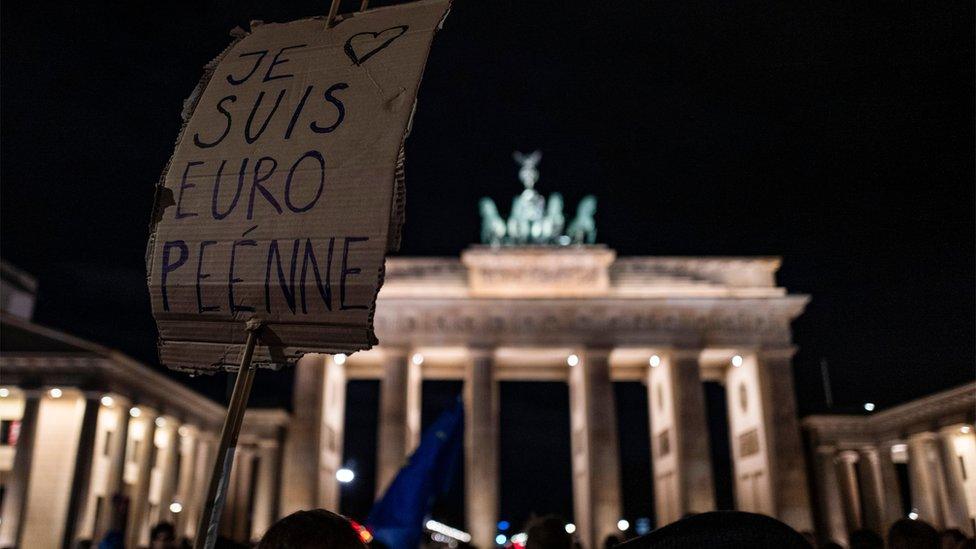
[
  {"x1": 887, "y1": 518, "x2": 939, "y2": 549},
  {"x1": 257, "y1": 509, "x2": 366, "y2": 549},
  {"x1": 525, "y1": 515, "x2": 573, "y2": 549},
  {"x1": 848, "y1": 528, "x2": 883, "y2": 549}
]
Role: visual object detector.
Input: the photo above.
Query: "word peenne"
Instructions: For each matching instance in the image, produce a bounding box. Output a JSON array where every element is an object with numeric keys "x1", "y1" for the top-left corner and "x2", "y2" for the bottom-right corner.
[
  {"x1": 159, "y1": 43, "x2": 369, "y2": 316},
  {"x1": 160, "y1": 236, "x2": 369, "y2": 315}
]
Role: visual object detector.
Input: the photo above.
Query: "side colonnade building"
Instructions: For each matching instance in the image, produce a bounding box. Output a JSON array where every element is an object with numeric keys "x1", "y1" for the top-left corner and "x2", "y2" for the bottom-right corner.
[
  {"x1": 0, "y1": 305, "x2": 288, "y2": 548},
  {"x1": 281, "y1": 246, "x2": 816, "y2": 549},
  {"x1": 804, "y1": 383, "x2": 976, "y2": 544}
]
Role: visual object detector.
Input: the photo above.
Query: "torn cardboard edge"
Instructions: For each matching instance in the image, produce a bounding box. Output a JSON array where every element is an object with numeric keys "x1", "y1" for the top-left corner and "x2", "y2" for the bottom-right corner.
[{"x1": 160, "y1": 339, "x2": 369, "y2": 373}]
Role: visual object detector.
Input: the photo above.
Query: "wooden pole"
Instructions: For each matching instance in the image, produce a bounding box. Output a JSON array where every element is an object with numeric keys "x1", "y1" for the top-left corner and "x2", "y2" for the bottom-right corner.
[{"x1": 194, "y1": 324, "x2": 263, "y2": 549}]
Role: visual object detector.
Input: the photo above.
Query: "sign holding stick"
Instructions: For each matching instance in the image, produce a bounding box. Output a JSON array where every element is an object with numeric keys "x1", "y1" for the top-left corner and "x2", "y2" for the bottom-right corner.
[
  {"x1": 197, "y1": 321, "x2": 261, "y2": 549},
  {"x1": 145, "y1": 1, "x2": 451, "y2": 545}
]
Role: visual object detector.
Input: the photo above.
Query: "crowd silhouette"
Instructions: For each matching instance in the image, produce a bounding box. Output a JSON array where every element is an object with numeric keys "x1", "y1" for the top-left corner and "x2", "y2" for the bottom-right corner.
[{"x1": 99, "y1": 510, "x2": 970, "y2": 549}]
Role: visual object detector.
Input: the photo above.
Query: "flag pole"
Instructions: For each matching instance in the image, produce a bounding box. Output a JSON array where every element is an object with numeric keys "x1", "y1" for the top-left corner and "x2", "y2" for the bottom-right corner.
[
  {"x1": 819, "y1": 358, "x2": 834, "y2": 409},
  {"x1": 194, "y1": 320, "x2": 264, "y2": 549}
]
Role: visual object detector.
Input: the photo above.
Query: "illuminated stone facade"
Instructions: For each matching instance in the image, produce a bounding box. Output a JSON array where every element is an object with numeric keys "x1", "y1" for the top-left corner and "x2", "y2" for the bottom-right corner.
[
  {"x1": 2, "y1": 252, "x2": 971, "y2": 549},
  {"x1": 282, "y1": 246, "x2": 816, "y2": 548}
]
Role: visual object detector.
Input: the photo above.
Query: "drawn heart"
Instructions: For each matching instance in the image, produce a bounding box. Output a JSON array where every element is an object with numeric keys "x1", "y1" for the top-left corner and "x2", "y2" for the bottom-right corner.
[{"x1": 344, "y1": 25, "x2": 409, "y2": 66}]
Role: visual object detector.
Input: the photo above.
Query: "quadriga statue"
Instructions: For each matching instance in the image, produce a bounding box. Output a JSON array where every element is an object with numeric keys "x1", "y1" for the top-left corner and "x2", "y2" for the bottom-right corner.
[{"x1": 477, "y1": 150, "x2": 597, "y2": 246}]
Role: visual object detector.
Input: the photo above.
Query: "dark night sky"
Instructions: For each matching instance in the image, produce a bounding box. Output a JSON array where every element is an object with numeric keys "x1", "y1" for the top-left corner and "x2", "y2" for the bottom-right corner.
[{"x1": 2, "y1": 0, "x2": 973, "y2": 531}]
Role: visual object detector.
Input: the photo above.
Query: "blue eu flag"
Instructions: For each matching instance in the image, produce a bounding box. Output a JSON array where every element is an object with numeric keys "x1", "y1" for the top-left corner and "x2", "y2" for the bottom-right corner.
[{"x1": 367, "y1": 400, "x2": 464, "y2": 549}]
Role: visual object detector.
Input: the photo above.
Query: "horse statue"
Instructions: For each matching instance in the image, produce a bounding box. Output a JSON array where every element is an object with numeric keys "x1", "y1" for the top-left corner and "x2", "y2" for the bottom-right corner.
[
  {"x1": 541, "y1": 192, "x2": 565, "y2": 242},
  {"x1": 566, "y1": 194, "x2": 597, "y2": 244},
  {"x1": 479, "y1": 197, "x2": 507, "y2": 246}
]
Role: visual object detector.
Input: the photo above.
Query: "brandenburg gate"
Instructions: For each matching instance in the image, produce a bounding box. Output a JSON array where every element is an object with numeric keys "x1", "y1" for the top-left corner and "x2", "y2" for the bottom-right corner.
[
  {"x1": 278, "y1": 152, "x2": 812, "y2": 548},
  {"x1": 280, "y1": 246, "x2": 814, "y2": 548}
]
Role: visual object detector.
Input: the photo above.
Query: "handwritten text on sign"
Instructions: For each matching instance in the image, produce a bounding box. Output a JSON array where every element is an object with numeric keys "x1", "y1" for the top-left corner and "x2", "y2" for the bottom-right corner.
[
  {"x1": 161, "y1": 44, "x2": 365, "y2": 316},
  {"x1": 146, "y1": 0, "x2": 451, "y2": 372}
]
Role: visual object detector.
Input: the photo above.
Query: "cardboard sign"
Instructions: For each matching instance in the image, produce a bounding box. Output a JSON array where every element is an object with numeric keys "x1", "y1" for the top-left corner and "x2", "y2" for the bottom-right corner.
[{"x1": 146, "y1": 0, "x2": 451, "y2": 373}]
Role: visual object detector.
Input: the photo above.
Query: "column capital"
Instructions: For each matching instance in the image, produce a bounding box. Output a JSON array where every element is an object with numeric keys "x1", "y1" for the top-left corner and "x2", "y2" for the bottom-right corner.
[
  {"x1": 18, "y1": 389, "x2": 48, "y2": 399},
  {"x1": 238, "y1": 435, "x2": 260, "y2": 447},
  {"x1": 197, "y1": 431, "x2": 219, "y2": 444},
  {"x1": 667, "y1": 348, "x2": 703, "y2": 361},
  {"x1": 324, "y1": 354, "x2": 345, "y2": 367},
  {"x1": 816, "y1": 444, "x2": 838, "y2": 456},
  {"x1": 835, "y1": 450, "x2": 860, "y2": 464},
  {"x1": 257, "y1": 439, "x2": 280, "y2": 449},
  {"x1": 381, "y1": 347, "x2": 410, "y2": 360},
  {"x1": 857, "y1": 446, "x2": 881, "y2": 463},
  {"x1": 582, "y1": 347, "x2": 613, "y2": 361},
  {"x1": 104, "y1": 394, "x2": 133, "y2": 409},
  {"x1": 296, "y1": 352, "x2": 326, "y2": 369},
  {"x1": 467, "y1": 346, "x2": 495, "y2": 361},
  {"x1": 907, "y1": 431, "x2": 939, "y2": 443},
  {"x1": 757, "y1": 346, "x2": 798, "y2": 361},
  {"x1": 176, "y1": 424, "x2": 199, "y2": 438},
  {"x1": 129, "y1": 404, "x2": 160, "y2": 418},
  {"x1": 938, "y1": 423, "x2": 972, "y2": 437},
  {"x1": 237, "y1": 443, "x2": 258, "y2": 455}
]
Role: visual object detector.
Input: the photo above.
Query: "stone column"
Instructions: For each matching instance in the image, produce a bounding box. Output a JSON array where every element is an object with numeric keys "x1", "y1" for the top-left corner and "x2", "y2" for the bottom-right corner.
[
  {"x1": 220, "y1": 443, "x2": 243, "y2": 539},
  {"x1": 155, "y1": 420, "x2": 182, "y2": 525},
  {"x1": 184, "y1": 432, "x2": 215, "y2": 540},
  {"x1": 754, "y1": 349, "x2": 814, "y2": 531},
  {"x1": 724, "y1": 353, "x2": 770, "y2": 517},
  {"x1": 878, "y1": 441, "x2": 905, "y2": 529},
  {"x1": 280, "y1": 354, "x2": 325, "y2": 514},
  {"x1": 97, "y1": 398, "x2": 131, "y2": 538},
  {"x1": 907, "y1": 432, "x2": 944, "y2": 528},
  {"x1": 232, "y1": 445, "x2": 257, "y2": 542},
  {"x1": 407, "y1": 353, "x2": 423, "y2": 454},
  {"x1": 173, "y1": 425, "x2": 199, "y2": 536},
  {"x1": 377, "y1": 348, "x2": 411, "y2": 496},
  {"x1": 318, "y1": 354, "x2": 347, "y2": 511},
  {"x1": 126, "y1": 408, "x2": 158, "y2": 549},
  {"x1": 937, "y1": 426, "x2": 972, "y2": 534},
  {"x1": 569, "y1": 349, "x2": 593, "y2": 548},
  {"x1": 648, "y1": 349, "x2": 714, "y2": 526},
  {"x1": 19, "y1": 391, "x2": 89, "y2": 548},
  {"x1": 464, "y1": 348, "x2": 499, "y2": 549},
  {"x1": 811, "y1": 446, "x2": 846, "y2": 546},
  {"x1": 834, "y1": 450, "x2": 862, "y2": 534},
  {"x1": 570, "y1": 348, "x2": 622, "y2": 549},
  {"x1": 76, "y1": 398, "x2": 126, "y2": 542},
  {"x1": 63, "y1": 395, "x2": 102, "y2": 548},
  {"x1": 251, "y1": 441, "x2": 282, "y2": 542},
  {"x1": 0, "y1": 393, "x2": 39, "y2": 548},
  {"x1": 856, "y1": 446, "x2": 886, "y2": 534}
]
